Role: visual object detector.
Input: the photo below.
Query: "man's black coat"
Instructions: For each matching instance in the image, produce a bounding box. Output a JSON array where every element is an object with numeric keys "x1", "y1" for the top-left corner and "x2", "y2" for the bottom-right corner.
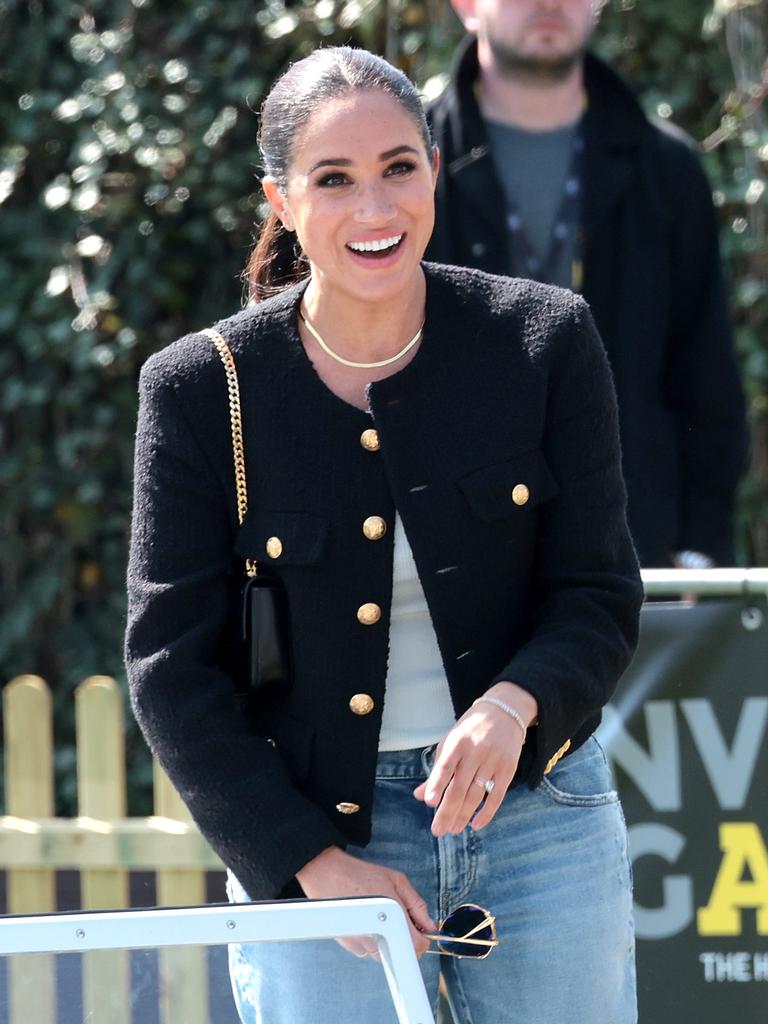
[
  {"x1": 427, "y1": 37, "x2": 748, "y2": 567},
  {"x1": 126, "y1": 264, "x2": 642, "y2": 900}
]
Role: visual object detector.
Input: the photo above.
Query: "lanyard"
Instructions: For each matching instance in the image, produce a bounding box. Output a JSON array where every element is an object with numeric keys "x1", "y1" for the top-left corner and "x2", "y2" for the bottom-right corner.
[{"x1": 505, "y1": 130, "x2": 585, "y2": 291}]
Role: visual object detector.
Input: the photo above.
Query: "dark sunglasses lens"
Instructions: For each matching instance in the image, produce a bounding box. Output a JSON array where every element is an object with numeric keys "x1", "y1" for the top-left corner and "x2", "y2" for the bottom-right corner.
[{"x1": 438, "y1": 905, "x2": 493, "y2": 958}]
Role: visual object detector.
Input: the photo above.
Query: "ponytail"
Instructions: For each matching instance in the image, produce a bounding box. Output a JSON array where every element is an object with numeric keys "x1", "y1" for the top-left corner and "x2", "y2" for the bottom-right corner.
[{"x1": 243, "y1": 212, "x2": 309, "y2": 303}]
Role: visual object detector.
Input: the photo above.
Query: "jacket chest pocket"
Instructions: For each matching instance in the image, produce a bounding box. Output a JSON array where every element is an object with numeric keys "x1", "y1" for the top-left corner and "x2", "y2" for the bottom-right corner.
[
  {"x1": 234, "y1": 508, "x2": 330, "y2": 566},
  {"x1": 458, "y1": 449, "x2": 559, "y2": 522}
]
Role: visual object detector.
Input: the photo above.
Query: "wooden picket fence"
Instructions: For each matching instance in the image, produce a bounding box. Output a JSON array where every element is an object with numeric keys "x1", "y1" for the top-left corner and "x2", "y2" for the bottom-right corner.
[{"x1": 0, "y1": 673, "x2": 224, "y2": 1024}]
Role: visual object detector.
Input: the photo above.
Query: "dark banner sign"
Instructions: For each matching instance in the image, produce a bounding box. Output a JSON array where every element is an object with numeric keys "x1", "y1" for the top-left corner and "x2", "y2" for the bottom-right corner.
[{"x1": 597, "y1": 598, "x2": 768, "y2": 1021}]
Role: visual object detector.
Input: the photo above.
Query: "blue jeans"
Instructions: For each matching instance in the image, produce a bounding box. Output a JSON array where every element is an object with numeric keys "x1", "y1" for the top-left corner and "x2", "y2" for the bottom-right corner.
[{"x1": 227, "y1": 736, "x2": 637, "y2": 1023}]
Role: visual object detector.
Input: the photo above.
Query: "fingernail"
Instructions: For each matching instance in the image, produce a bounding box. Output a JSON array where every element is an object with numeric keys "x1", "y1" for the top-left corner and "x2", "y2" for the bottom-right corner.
[{"x1": 425, "y1": 789, "x2": 436, "y2": 802}]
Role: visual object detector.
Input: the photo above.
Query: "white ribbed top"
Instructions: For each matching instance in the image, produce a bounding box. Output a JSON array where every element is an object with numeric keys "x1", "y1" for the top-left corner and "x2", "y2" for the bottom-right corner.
[{"x1": 378, "y1": 514, "x2": 457, "y2": 752}]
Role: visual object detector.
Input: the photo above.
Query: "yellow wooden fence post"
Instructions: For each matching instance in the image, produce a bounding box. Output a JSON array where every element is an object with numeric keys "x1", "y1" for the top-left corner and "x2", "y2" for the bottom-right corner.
[
  {"x1": 3, "y1": 675, "x2": 56, "y2": 1023},
  {"x1": 76, "y1": 675, "x2": 129, "y2": 1024},
  {"x1": 154, "y1": 763, "x2": 208, "y2": 1024}
]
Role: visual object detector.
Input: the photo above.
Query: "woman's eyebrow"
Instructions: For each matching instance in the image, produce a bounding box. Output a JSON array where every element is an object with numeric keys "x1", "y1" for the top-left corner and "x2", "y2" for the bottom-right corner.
[
  {"x1": 308, "y1": 145, "x2": 419, "y2": 174},
  {"x1": 379, "y1": 145, "x2": 419, "y2": 160},
  {"x1": 308, "y1": 158, "x2": 352, "y2": 173}
]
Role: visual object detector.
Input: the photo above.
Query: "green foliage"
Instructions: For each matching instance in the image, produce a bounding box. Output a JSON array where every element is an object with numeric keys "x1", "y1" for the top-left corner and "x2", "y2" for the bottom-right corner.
[{"x1": 1, "y1": 0, "x2": 766, "y2": 810}]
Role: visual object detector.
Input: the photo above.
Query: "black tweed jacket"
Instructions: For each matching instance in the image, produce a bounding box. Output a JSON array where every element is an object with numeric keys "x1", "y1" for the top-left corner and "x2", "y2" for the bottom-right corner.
[{"x1": 125, "y1": 262, "x2": 643, "y2": 900}]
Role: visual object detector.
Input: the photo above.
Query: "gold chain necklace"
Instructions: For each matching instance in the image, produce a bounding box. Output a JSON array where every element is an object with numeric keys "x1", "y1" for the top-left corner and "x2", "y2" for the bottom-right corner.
[{"x1": 299, "y1": 306, "x2": 423, "y2": 369}]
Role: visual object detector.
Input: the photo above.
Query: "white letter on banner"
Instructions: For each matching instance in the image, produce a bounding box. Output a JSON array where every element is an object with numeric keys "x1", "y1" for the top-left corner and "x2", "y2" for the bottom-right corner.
[
  {"x1": 681, "y1": 698, "x2": 768, "y2": 810},
  {"x1": 629, "y1": 824, "x2": 693, "y2": 939},
  {"x1": 599, "y1": 702, "x2": 681, "y2": 811}
]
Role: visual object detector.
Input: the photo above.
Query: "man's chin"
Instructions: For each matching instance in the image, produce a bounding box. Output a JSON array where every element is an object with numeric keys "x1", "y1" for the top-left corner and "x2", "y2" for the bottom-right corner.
[{"x1": 488, "y1": 39, "x2": 585, "y2": 85}]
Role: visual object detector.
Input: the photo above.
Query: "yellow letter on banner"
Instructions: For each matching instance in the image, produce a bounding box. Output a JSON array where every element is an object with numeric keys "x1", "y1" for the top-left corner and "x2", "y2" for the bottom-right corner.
[{"x1": 698, "y1": 823, "x2": 768, "y2": 936}]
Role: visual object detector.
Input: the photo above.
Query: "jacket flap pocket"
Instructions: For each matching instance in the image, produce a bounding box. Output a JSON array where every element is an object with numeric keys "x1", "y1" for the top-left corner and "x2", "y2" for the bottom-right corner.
[
  {"x1": 235, "y1": 509, "x2": 330, "y2": 565},
  {"x1": 458, "y1": 450, "x2": 559, "y2": 522}
]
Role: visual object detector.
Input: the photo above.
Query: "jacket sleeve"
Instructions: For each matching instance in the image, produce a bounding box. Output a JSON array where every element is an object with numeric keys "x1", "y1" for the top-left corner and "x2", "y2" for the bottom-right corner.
[
  {"x1": 493, "y1": 294, "x2": 644, "y2": 783},
  {"x1": 662, "y1": 139, "x2": 749, "y2": 563},
  {"x1": 125, "y1": 354, "x2": 347, "y2": 899}
]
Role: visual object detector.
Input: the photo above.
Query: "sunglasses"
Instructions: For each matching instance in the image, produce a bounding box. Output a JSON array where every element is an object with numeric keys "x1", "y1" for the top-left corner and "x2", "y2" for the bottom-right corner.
[{"x1": 423, "y1": 903, "x2": 498, "y2": 959}]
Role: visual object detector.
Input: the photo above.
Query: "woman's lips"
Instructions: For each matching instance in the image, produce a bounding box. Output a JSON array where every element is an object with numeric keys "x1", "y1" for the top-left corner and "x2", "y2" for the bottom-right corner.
[{"x1": 345, "y1": 234, "x2": 406, "y2": 264}]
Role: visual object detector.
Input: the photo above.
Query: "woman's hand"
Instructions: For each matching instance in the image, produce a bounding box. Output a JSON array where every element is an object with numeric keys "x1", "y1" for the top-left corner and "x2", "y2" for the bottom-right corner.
[
  {"x1": 295, "y1": 846, "x2": 435, "y2": 959},
  {"x1": 413, "y1": 682, "x2": 538, "y2": 836}
]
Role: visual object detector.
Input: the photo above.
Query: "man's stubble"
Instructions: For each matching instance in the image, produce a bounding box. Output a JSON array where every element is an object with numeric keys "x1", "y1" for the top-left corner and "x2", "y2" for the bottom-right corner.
[{"x1": 487, "y1": 34, "x2": 587, "y2": 85}]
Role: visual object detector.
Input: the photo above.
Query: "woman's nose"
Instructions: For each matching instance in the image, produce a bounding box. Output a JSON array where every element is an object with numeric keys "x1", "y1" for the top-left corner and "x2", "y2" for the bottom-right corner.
[{"x1": 354, "y1": 183, "x2": 396, "y2": 222}]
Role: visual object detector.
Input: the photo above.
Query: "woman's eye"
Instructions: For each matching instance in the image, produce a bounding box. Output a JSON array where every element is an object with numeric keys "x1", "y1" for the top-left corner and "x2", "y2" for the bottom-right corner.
[
  {"x1": 385, "y1": 160, "x2": 416, "y2": 177},
  {"x1": 316, "y1": 172, "x2": 349, "y2": 188}
]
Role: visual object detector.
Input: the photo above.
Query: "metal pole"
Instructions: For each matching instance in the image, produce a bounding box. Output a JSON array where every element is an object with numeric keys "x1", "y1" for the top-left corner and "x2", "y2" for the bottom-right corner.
[{"x1": 641, "y1": 568, "x2": 768, "y2": 598}]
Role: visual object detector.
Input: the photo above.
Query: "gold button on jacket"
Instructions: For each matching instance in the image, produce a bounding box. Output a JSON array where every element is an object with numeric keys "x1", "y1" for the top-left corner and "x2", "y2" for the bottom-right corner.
[
  {"x1": 265, "y1": 536, "x2": 283, "y2": 559},
  {"x1": 349, "y1": 693, "x2": 375, "y2": 715},
  {"x1": 357, "y1": 602, "x2": 382, "y2": 625},
  {"x1": 512, "y1": 483, "x2": 530, "y2": 506},
  {"x1": 336, "y1": 802, "x2": 361, "y2": 815},
  {"x1": 362, "y1": 516, "x2": 387, "y2": 541},
  {"x1": 360, "y1": 428, "x2": 381, "y2": 452}
]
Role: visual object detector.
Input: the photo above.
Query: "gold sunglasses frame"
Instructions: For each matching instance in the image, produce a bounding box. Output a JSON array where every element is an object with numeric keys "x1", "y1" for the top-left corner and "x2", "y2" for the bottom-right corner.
[{"x1": 423, "y1": 904, "x2": 498, "y2": 959}]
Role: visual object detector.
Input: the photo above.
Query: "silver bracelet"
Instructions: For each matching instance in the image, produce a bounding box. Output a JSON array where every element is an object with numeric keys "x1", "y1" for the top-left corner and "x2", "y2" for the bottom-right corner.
[{"x1": 473, "y1": 696, "x2": 528, "y2": 742}]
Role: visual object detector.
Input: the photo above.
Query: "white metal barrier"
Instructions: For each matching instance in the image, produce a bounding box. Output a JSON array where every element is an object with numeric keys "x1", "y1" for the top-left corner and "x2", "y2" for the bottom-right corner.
[
  {"x1": 641, "y1": 567, "x2": 768, "y2": 597},
  {"x1": 0, "y1": 897, "x2": 436, "y2": 1024}
]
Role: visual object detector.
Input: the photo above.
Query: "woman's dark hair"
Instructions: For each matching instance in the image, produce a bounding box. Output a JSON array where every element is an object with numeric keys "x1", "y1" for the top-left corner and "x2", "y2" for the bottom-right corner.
[{"x1": 243, "y1": 46, "x2": 434, "y2": 302}]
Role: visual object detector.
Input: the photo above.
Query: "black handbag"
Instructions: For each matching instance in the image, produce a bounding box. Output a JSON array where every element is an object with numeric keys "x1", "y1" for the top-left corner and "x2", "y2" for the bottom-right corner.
[{"x1": 202, "y1": 327, "x2": 293, "y2": 710}]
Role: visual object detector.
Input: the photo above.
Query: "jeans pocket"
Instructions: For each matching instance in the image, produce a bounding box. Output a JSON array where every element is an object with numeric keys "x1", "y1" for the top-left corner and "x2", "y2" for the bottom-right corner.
[{"x1": 538, "y1": 735, "x2": 619, "y2": 807}]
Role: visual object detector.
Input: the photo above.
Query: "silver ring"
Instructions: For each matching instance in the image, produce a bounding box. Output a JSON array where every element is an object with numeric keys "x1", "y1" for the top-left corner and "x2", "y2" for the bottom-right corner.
[{"x1": 474, "y1": 776, "x2": 495, "y2": 795}]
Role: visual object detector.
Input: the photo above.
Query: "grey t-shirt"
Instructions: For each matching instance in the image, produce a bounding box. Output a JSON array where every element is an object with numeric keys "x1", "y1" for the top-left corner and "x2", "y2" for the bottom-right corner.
[{"x1": 485, "y1": 118, "x2": 579, "y2": 288}]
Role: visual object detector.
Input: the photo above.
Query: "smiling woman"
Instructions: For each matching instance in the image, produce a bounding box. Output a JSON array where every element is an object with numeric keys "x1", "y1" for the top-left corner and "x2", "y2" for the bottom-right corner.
[
  {"x1": 248, "y1": 53, "x2": 440, "y2": 405},
  {"x1": 126, "y1": 45, "x2": 643, "y2": 1024}
]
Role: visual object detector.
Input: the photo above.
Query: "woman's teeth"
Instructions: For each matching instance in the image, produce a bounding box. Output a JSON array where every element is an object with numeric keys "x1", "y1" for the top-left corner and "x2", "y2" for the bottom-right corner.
[{"x1": 347, "y1": 234, "x2": 403, "y2": 255}]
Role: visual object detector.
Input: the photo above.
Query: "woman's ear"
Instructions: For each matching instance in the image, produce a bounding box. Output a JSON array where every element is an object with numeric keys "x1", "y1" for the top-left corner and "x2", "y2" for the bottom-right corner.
[
  {"x1": 431, "y1": 145, "x2": 441, "y2": 189},
  {"x1": 262, "y1": 177, "x2": 295, "y2": 232}
]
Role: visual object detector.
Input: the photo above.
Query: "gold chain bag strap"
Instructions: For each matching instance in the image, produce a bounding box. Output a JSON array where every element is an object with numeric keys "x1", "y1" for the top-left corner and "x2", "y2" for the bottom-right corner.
[{"x1": 201, "y1": 327, "x2": 293, "y2": 706}]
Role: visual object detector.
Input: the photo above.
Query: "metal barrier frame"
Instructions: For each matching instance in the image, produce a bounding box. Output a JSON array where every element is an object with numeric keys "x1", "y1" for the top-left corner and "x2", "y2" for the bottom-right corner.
[
  {"x1": 0, "y1": 897, "x2": 435, "y2": 1024},
  {"x1": 641, "y1": 568, "x2": 768, "y2": 598}
]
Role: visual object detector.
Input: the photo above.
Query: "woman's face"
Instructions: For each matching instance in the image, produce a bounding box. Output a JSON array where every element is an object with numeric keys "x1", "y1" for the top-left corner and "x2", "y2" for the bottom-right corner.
[{"x1": 264, "y1": 89, "x2": 439, "y2": 307}]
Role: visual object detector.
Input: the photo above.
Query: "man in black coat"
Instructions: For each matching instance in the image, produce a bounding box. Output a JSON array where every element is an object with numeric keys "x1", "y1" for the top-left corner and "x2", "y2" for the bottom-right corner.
[{"x1": 426, "y1": 0, "x2": 748, "y2": 567}]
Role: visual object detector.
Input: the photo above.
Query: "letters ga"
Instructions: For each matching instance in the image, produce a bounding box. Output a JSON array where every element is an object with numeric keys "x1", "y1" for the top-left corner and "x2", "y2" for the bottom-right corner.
[
  {"x1": 598, "y1": 700, "x2": 768, "y2": 940},
  {"x1": 627, "y1": 824, "x2": 768, "y2": 940}
]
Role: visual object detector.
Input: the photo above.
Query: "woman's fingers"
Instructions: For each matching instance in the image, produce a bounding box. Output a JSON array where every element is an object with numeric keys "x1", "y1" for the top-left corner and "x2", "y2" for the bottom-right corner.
[
  {"x1": 429, "y1": 760, "x2": 483, "y2": 835},
  {"x1": 412, "y1": 740, "x2": 446, "y2": 803},
  {"x1": 420, "y1": 752, "x2": 458, "y2": 809},
  {"x1": 414, "y1": 703, "x2": 527, "y2": 833},
  {"x1": 338, "y1": 936, "x2": 381, "y2": 960},
  {"x1": 296, "y1": 848, "x2": 433, "y2": 958},
  {"x1": 394, "y1": 873, "x2": 435, "y2": 933},
  {"x1": 391, "y1": 872, "x2": 434, "y2": 957},
  {"x1": 471, "y1": 765, "x2": 516, "y2": 831}
]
